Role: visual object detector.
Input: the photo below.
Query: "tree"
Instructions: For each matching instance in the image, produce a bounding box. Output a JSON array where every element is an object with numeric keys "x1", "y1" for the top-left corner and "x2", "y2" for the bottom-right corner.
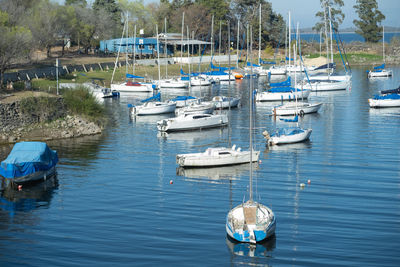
[
  {"x1": 353, "y1": 0, "x2": 385, "y2": 42},
  {"x1": 0, "y1": 10, "x2": 32, "y2": 89},
  {"x1": 65, "y1": 0, "x2": 87, "y2": 7},
  {"x1": 93, "y1": 0, "x2": 121, "y2": 24},
  {"x1": 313, "y1": 0, "x2": 345, "y2": 32}
]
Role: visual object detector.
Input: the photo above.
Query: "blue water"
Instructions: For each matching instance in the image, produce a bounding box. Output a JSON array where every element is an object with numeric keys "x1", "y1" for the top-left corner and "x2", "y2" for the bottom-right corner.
[
  {"x1": 300, "y1": 32, "x2": 400, "y2": 43},
  {"x1": 1, "y1": 66, "x2": 400, "y2": 266}
]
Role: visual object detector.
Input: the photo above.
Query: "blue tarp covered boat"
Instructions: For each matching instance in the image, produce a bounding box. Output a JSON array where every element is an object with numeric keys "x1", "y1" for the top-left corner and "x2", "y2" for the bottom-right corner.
[{"x1": 0, "y1": 142, "x2": 58, "y2": 185}]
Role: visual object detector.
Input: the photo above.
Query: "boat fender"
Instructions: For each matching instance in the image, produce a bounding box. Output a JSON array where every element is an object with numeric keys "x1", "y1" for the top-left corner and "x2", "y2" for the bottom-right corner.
[
  {"x1": 262, "y1": 130, "x2": 270, "y2": 139},
  {"x1": 299, "y1": 110, "x2": 305, "y2": 117}
]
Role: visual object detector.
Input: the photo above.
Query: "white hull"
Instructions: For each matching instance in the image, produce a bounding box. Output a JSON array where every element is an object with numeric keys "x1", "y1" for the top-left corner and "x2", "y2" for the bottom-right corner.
[
  {"x1": 157, "y1": 113, "x2": 228, "y2": 132},
  {"x1": 226, "y1": 201, "x2": 276, "y2": 243},
  {"x1": 307, "y1": 74, "x2": 351, "y2": 82},
  {"x1": 189, "y1": 76, "x2": 212, "y2": 86},
  {"x1": 256, "y1": 90, "x2": 310, "y2": 102},
  {"x1": 172, "y1": 98, "x2": 198, "y2": 108},
  {"x1": 368, "y1": 69, "x2": 393, "y2": 78},
  {"x1": 268, "y1": 66, "x2": 287, "y2": 75},
  {"x1": 206, "y1": 74, "x2": 235, "y2": 81},
  {"x1": 298, "y1": 80, "x2": 350, "y2": 91},
  {"x1": 273, "y1": 102, "x2": 322, "y2": 116},
  {"x1": 268, "y1": 128, "x2": 312, "y2": 145},
  {"x1": 368, "y1": 98, "x2": 400, "y2": 108},
  {"x1": 131, "y1": 102, "x2": 176, "y2": 115},
  {"x1": 244, "y1": 66, "x2": 269, "y2": 76},
  {"x1": 159, "y1": 78, "x2": 189, "y2": 88},
  {"x1": 111, "y1": 82, "x2": 154, "y2": 92},
  {"x1": 175, "y1": 102, "x2": 215, "y2": 116},
  {"x1": 212, "y1": 96, "x2": 240, "y2": 108},
  {"x1": 176, "y1": 146, "x2": 259, "y2": 167}
]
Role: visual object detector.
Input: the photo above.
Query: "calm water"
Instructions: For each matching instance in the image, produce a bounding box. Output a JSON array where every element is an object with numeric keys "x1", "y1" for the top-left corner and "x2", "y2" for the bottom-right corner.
[
  {"x1": 1, "y1": 66, "x2": 400, "y2": 266},
  {"x1": 300, "y1": 32, "x2": 400, "y2": 43}
]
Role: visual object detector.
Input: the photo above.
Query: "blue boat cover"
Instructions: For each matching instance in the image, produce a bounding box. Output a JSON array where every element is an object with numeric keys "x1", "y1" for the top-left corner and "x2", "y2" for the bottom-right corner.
[
  {"x1": 141, "y1": 92, "x2": 161, "y2": 102},
  {"x1": 180, "y1": 69, "x2": 199, "y2": 77},
  {"x1": 272, "y1": 127, "x2": 305, "y2": 137},
  {"x1": 246, "y1": 62, "x2": 260, "y2": 67},
  {"x1": 126, "y1": 74, "x2": 145, "y2": 79},
  {"x1": 270, "y1": 77, "x2": 291, "y2": 87},
  {"x1": 259, "y1": 59, "x2": 276, "y2": 65},
  {"x1": 171, "y1": 96, "x2": 196, "y2": 101},
  {"x1": 285, "y1": 56, "x2": 294, "y2": 61},
  {"x1": 381, "y1": 86, "x2": 400, "y2": 95},
  {"x1": 0, "y1": 142, "x2": 58, "y2": 179},
  {"x1": 202, "y1": 71, "x2": 228, "y2": 76},
  {"x1": 373, "y1": 63, "x2": 385, "y2": 70},
  {"x1": 280, "y1": 115, "x2": 298, "y2": 122},
  {"x1": 268, "y1": 87, "x2": 294, "y2": 93},
  {"x1": 313, "y1": 63, "x2": 336, "y2": 70},
  {"x1": 373, "y1": 93, "x2": 400, "y2": 100}
]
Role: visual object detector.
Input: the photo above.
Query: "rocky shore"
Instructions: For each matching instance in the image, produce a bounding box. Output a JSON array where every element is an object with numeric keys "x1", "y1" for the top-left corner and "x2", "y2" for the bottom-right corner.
[{"x1": 0, "y1": 92, "x2": 103, "y2": 145}]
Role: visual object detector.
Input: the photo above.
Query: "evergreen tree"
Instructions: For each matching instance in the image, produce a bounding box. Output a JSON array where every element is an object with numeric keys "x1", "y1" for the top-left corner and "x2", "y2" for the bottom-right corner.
[
  {"x1": 353, "y1": 0, "x2": 385, "y2": 42},
  {"x1": 92, "y1": 0, "x2": 121, "y2": 23},
  {"x1": 313, "y1": 0, "x2": 344, "y2": 32},
  {"x1": 65, "y1": 0, "x2": 87, "y2": 7}
]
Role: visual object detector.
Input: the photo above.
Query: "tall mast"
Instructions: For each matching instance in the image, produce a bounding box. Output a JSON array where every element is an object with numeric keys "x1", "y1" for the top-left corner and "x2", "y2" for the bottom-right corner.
[
  {"x1": 125, "y1": 13, "x2": 129, "y2": 76},
  {"x1": 319, "y1": 29, "x2": 322, "y2": 57},
  {"x1": 285, "y1": 23, "x2": 287, "y2": 64},
  {"x1": 288, "y1": 11, "x2": 291, "y2": 74},
  {"x1": 133, "y1": 25, "x2": 136, "y2": 74},
  {"x1": 258, "y1": 3, "x2": 262, "y2": 64},
  {"x1": 383, "y1": 26, "x2": 385, "y2": 63},
  {"x1": 165, "y1": 17, "x2": 168, "y2": 78},
  {"x1": 111, "y1": 17, "x2": 127, "y2": 85},
  {"x1": 323, "y1": 1, "x2": 329, "y2": 66},
  {"x1": 180, "y1": 12, "x2": 184, "y2": 72},
  {"x1": 156, "y1": 24, "x2": 161, "y2": 88},
  {"x1": 219, "y1": 21, "x2": 222, "y2": 65},
  {"x1": 187, "y1": 26, "x2": 191, "y2": 89},
  {"x1": 211, "y1": 15, "x2": 214, "y2": 60},
  {"x1": 236, "y1": 20, "x2": 239, "y2": 69},
  {"x1": 329, "y1": 6, "x2": 333, "y2": 65},
  {"x1": 249, "y1": 25, "x2": 254, "y2": 202}
]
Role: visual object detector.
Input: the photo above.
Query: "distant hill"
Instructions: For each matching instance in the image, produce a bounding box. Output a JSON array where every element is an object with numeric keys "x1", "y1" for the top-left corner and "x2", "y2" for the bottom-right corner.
[{"x1": 300, "y1": 26, "x2": 400, "y2": 34}]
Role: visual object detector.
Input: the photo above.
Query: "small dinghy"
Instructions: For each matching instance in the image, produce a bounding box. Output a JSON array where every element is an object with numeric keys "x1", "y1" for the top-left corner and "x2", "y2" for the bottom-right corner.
[
  {"x1": 0, "y1": 142, "x2": 58, "y2": 187},
  {"x1": 176, "y1": 145, "x2": 259, "y2": 167},
  {"x1": 212, "y1": 96, "x2": 240, "y2": 109},
  {"x1": 263, "y1": 127, "x2": 312, "y2": 145},
  {"x1": 157, "y1": 113, "x2": 228, "y2": 132}
]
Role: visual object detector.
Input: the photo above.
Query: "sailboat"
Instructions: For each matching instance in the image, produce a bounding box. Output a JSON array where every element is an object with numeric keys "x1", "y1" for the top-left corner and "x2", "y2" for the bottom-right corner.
[
  {"x1": 367, "y1": 26, "x2": 393, "y2": 78},
  {"x1": 264, "y1": 23, "x2": 312, "y2": 146},
  {"x1": 368, "y1": 85, "x2": 400, "y2": 108},
  {"x1": 110, "y1": 17, "x2": 155, "y2": 93},
  {"x1": 226, "y1": 26, "x2": 276, "y2": 244}
]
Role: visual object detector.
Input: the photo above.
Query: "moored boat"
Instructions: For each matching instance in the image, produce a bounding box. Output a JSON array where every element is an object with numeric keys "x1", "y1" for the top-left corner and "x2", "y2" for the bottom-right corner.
[
  {"x1": 157, "y1": 113, "x2": 228, "y2": 132},
  {"x1": 0, "y1": 142, "x2": 58, "y2": 187},
  {"x1": 212, "y1": 96, "x2": 240, "y2": 109},
  {"x1": 272, "y1": 102, "x2": 322, "y2": 116},
  {"x1": 263, "y1": 127, "x2": 312, "y2": 145}
]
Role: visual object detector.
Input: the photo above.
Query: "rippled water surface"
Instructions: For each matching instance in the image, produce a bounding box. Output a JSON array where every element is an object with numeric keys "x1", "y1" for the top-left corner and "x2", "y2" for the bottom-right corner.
[{"x1": 1, "y1": 66, "x2": 400, "y2": 266}]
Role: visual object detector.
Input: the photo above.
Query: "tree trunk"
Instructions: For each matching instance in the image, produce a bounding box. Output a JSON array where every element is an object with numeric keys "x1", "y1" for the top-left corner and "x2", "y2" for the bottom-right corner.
[
  {"x1": 47, "y1": 45, "x2": 51, "y2": 58},
  {"x1": 0, "y1": 69, "x2": 4, "y2": 90}
]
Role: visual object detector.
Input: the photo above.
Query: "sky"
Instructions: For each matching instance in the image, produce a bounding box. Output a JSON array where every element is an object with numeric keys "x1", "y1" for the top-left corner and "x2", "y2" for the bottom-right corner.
[{"x1": 54, "y1": 0, "x2": 399, "y2": 29}]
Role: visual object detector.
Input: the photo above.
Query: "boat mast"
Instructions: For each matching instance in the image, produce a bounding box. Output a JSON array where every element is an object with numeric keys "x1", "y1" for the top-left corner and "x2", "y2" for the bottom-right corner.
[
  {"x1": 383, "y1": 26, "x2": 385, "y2": 63},
  {"x1": 228, "y1": 21, "x2": 231, "y2": 147},
  {"x1": 258, "y1": 3, "x2": 261, "y2": 65},
  {"x1": 180, "y1": 12, "x2": 184, "y2": 73},
  {"x1": 111, "y1": 16, "x2": 127, "y2": 85},
  {"x1": 219, "y1": 21, "x2": 222, "y2": 66},
  {"x1": 187, "y1": 26, "x2": 191, "y2": 89},
  {"x1": 288, "y1": 11, "x2": 291, "y2": 75},
  {"x1": 211, "y1": 15, "x2": 214, "y2": 61},
  {"x1": 133, "y1": 25, "x2": 136, "y2": 74},
  {"x1": 237, "y1": 20, "x2": 240, "y2": 69},
  {"x1": 125, "y1": 13, "x2": 129, "y2": 76},
  {"x1": 329, "y1": 7, "x2": 333, "y2": 66},
  {"x1": 249, "y1": 25, "x2": 254, "y2": 202},
  {"x1": 323, "y1": 1, "x2": 329, "y2": 68},
  {"x1": 156, "y1": 24, "x2": 161, "y2": 88},
  {"x1": 319, "y1": 29, "x2": 322, "y2": 57},
  {"x1": 165, "y1": 17, "x2": 168, "y2": 79}
]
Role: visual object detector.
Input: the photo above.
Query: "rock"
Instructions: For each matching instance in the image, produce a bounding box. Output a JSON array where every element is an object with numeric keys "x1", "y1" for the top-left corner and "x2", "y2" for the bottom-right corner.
[{"x1": 8, "y1": 136, "x2": 17, "y2": 143}]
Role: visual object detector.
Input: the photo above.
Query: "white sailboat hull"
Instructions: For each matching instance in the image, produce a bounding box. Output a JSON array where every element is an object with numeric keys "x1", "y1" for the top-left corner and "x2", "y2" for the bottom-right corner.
[
  {"x1": 256, "y1": 90, "x2": 310, "y2": 102},
  {"x1": 268, "y1": 128, "x2": 312, "y2": 145},
  {"x1": 226, "y1": 201, "x2": 276, "y2": 243},
  {"x1": 111, "y1": 82, "x2": 154, "y2": 92},
  {"x1": 368, "y1": 69, "x2": 393, "y2": 78},
  {"x1": 212, "y1": 96, "x2": 240, "y2": 108},
  {"x1": 189, "y1": 76, "x2": 212, "y2": 86},
  {"x1": 268, "y1": 66, "x2": 287, "y2": 75},
  {"x1": 273, "y1": 102, "x2": 322, "y2": 116},
  {"x1": 175, "y1": 103, "x2": 215, "y2": 116},
  {"x1": 176, "y1": 147, "x2": 259, "y2": 167},
  {"x1": 157, "y1": 113, "x2": 228, "y2": 132},
  {"x1": 298, "y1": 80, "x2": 350, "y2": 91},
  {"x1": 368, "y1": 97, "x2": 400, "y2": 108},
  {"x1": 159, "y1": 79, "x2": 189, "y2": 88},
  {"x1": 131, "y1": 102, "x2": 176, "y2": 115}
]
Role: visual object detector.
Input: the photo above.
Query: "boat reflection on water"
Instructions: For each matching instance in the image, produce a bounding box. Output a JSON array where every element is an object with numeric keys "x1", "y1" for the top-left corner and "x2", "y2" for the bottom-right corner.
[
  {"x1": 0, "y1": 175, "x2": 58, "y2": 216},
  {"x1": 176, "y1": 163, "x2": 256, "y2": 184},
  {"x1": 158, "y1": 127, "x2": 228, "y2": 143},
  {"x1": 265, "y1": 140, "x2": 312, "y2": 154},
  {"x1": 369, "y1": 107, "x2": 400, "y2": 117},
  {"x1": 226, "y1": 234, "x2": 276, "y2": 258},
  {"x1": 131, "y1": 113, "x2": 173, "y2": 125}
]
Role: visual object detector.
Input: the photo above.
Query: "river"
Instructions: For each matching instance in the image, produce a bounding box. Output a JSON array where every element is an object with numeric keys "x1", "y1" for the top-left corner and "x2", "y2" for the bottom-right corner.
[{"x1": 1, "y1": 65, "x2": 399, "y2": 266}]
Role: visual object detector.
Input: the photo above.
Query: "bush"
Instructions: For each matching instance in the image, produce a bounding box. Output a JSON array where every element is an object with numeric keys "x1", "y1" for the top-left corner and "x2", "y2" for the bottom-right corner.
[
  {"x1": 20, "y1": 96, "x2": 62, "y2": 123},
  {"x1": 62, "y1": 86, "x2": 104, "y2": 118}
]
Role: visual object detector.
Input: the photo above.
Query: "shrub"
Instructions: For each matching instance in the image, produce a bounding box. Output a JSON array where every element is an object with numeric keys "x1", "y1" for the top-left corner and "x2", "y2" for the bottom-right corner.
[{"x1": 62, "y1": 86, "x2": 104, "y2": 118}]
